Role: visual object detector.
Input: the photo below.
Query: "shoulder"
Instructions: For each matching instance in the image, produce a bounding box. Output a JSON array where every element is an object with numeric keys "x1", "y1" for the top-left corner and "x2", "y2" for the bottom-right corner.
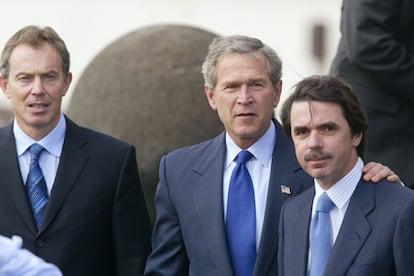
[
  {"x1": 377, "y1": 179, "x2": 414, "y2": 201},
  {"x1": 163, "y1": 132, "x2": 225, "y2": 162},
  {"x1": 65, "y1": 116, "x2": 134, "y2": 150},
  {"x1": 274, "y1": 120, "x2": 301, "y2": 167},
  {"x1": 359, "y1": 178, "x2": 414, "y2": 208}
]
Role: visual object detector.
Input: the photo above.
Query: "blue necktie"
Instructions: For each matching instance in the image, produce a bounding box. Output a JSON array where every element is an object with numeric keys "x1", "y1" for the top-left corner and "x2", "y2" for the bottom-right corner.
[
  {"x1": 226, "y1": 150, "x2": 256, "y2": 276},
  {"x1": 309, "y1": 192, "x2": 335, "y2": 276},
  {"x1": 26, "y1": 143, "x2": 49, "y2": 229}
]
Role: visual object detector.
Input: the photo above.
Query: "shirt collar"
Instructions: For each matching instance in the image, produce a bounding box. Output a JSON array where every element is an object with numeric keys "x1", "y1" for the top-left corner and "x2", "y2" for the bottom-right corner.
[
  {"x1": 14, "y1": 113, "x2": 66, "y2": 157},
  {"x1": 314, "y1": 157, "x2": 364, "y2": 209},
  {"x1": 225, "y1": 121, "x2": 276, "y2": 168}
]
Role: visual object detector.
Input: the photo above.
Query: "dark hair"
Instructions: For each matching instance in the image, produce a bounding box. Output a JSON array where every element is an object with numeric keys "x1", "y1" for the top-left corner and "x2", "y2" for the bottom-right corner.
[
  {"x1": 0, "y1": 25, "x2": 70, "y2": 80},
  {"x1": 280, "y1": 75, "x2": 367, "y2": 158}
]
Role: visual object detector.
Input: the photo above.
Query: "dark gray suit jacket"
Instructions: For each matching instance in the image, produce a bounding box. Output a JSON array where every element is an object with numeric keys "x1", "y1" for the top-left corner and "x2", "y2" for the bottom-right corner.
[
  {"x1": 0, "y1": 117, "x2": 152, "y2": 276},
  {"x1": 278, "y1": 179, "x2": 414, "y2": 276},
  {"x1": 145, "y1": 121, "x2": 312, "y2": 275},
  {"x1": 330, "y1": 0, "x2": 414, "y2": 188}
]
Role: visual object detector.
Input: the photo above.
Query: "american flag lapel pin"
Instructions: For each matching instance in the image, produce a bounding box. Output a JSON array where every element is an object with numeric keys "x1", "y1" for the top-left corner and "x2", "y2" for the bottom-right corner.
[{"x1": 280, "y1": 185, "x2": 291, "y2": 195}]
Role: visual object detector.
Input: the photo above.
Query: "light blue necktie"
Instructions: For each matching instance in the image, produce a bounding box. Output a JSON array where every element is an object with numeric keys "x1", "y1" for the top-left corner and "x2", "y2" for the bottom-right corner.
[
  {"x1": 309, "y1": 192, "x2": 335, "y2": 276},
  {"x1": 26, "y1": 143, "x2": 49, "y2": 229},
  {"x1": 226, "y1": 150, "x2": 256, "y2": 276}
]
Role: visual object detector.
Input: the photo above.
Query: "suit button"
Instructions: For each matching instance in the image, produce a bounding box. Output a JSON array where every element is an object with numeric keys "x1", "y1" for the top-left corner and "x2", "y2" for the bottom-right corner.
[{"x1": 35, "y1": 239, "x2": 44, "y2": 248}]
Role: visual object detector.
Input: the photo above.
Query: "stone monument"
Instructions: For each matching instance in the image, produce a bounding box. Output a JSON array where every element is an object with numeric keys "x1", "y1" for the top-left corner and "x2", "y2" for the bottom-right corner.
[{"x1": 67, "y1": 24, "x2": 223, "y2": 220}]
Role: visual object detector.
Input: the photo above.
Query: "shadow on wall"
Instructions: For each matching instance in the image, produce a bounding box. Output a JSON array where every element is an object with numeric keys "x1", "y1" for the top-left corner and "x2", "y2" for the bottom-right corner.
[{"x1": 66, "y1": 24, "x2": 224, "y2": 222}]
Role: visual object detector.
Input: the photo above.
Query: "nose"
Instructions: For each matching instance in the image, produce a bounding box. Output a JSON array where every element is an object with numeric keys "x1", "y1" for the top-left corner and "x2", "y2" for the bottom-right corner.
[
  {"x1": 31, "y1": 76, "x2": 45, "y2": 95},
  {"x1": 237, "y1": 85, "x2": 252, "y2": 104},
  {"x1": 308, "y1": 131, "x2": 322, "y2": 149}
]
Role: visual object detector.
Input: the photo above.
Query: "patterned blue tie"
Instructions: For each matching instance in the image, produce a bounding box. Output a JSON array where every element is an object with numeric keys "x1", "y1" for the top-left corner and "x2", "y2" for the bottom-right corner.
[
  {"x1": 309, "y1": 192, "x2": 335, "y2": 276},
  {"x1": 26, "y1": 143, "x2": 49, "y2": 229},
  {"x1": 226, "y1": 150, "x2": 256, "y2": 276}
]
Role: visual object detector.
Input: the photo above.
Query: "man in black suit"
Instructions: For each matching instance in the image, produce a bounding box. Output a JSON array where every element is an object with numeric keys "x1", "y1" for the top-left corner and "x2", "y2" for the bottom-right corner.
[
  {"x1": 330, "y1": 0, "x2": 414, "y2": 188},
  {"x1": 0, "y1": 25, "x2": 152, "y2": 275}
]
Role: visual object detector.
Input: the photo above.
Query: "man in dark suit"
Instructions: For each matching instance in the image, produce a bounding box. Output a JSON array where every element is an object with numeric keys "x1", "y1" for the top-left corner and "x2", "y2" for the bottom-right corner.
[
  {"x1": 0, "y1": 25, "x2": 152, "y2": 275},
  {"x1": 330, "y1": 0, "x2": 414, "y2": 188},
  {"x1": 278, "y1": 75, "x2": 414, "y2": 276},
  {"x1": 144, "y1": 35, "x2": 399, "y2": 276}
]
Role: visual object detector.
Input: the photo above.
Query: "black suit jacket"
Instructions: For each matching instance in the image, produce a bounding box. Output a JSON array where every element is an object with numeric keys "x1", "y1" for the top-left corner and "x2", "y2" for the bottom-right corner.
[
  {"x1": 0, "y1": 117, "x2": 152, "y2": 275},
  {"x1": 144, "y1": 121, "x2": 312, "y2": 275},
  {"x1": 330, "y1": 0, "x2": 414, "y2": 188}
]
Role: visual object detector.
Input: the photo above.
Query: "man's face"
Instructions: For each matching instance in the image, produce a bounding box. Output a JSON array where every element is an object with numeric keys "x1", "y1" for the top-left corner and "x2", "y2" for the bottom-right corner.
[
  {"x1": 290, "y1": 100, "x2": 362, "y2": 189},
  {"x1": 204, "y1": 51, "x2": 281, "y2": 149},
  {"x1": 0, "y1": 42, "x2": 71, "y2": 140}
]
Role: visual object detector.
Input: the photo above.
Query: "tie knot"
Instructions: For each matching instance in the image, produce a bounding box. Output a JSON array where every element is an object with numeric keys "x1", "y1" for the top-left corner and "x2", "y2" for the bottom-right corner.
[
  {"x1": 316, "y1": 192, "x2": 335, "y2": 213},
  {"x1": 29, "y1": 143, "x2": 45, "y2": 160},
  {"x1": 236, "y1": 150, "x2": 253, "y2": 164}
]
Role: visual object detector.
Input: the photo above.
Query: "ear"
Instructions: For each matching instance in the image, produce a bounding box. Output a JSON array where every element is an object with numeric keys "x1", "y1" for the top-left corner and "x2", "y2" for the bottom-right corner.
[
  {"x1": 0, "y1": 75, "x2": 11, "y2": 99},
  {"x1": 273, "y1": 79, "x2": 282, "y2": 108},
  {"x1": 204, "y1": 84, "x2": 217, "y2": 111},
  {"x1": 62, "y1": 72, "x2": 72, "y2": 96},
  {"x1": 352, "y1": 132, "x2": 363, "y2": 147}
]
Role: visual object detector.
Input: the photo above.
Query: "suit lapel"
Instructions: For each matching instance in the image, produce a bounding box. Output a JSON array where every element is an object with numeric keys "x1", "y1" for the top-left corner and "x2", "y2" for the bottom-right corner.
[
  {"x1": 0, "y1": 124, "x2": 37, "y2": 234},
  {"x1": 255, "y1": 121, "x2": 310, "y2": 275},
  {"x1": 191, "y1": 133, "x2": 234, "y2": 274},
  {"x1": 324, "y1": 180, "x2": 374, "y2": 275},
  {"x1": 39, "y1": 118, "x2": 89, "y2": 233},
  {"x1": 290, "y1": 189, "x2": 314, "y2": 276}
]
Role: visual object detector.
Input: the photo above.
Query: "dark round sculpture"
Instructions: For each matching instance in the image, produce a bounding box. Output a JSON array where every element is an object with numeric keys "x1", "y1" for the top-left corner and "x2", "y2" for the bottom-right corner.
[{"x1": 66, "y1": 25, "x2": 223, "y2": 220}]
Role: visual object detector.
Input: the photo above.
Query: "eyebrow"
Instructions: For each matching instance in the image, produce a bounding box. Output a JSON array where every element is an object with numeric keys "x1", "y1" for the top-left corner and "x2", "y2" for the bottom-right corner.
[{"x1": 317, "y1": 121, "x2": 339, "y2": 129}]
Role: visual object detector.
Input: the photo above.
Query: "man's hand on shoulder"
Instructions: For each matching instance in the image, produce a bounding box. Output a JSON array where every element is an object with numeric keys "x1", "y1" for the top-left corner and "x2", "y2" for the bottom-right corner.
[{"x1": 363, "y1": 162, "x2": 401, "y2": 183}]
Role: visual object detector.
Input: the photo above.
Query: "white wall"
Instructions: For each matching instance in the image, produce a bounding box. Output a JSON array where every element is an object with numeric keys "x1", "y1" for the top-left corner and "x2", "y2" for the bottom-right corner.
[{"x1": 0, "y1": 0, "x2": 342, "y2": 113}]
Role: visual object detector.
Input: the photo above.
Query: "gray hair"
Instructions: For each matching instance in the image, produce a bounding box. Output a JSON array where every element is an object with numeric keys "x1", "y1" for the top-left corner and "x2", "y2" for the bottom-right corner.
[{"x1": 201, "y1": 35, "x2": 282, "y2": 90}]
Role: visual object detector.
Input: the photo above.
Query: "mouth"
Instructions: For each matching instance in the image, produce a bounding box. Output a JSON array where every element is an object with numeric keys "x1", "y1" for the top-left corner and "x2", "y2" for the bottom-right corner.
[
  {"x1": 29, "y1": 103, "x2": 48, "y2": 108},
  {"x1": 304, "y1": 151, "x2": 332, "y2": 167},
  {"x1": 235, "y1": 112, "x2": 256, "y2": 118},
  {"x1": 28, "y1": 103, "x2": 49, "y2": 113}
]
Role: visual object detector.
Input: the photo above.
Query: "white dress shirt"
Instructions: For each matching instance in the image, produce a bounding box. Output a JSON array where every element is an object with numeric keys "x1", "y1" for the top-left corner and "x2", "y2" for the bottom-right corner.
[
  {"x1": 311, "y1": 157, "x2": 363, "y2": 242},
  {"x1": 14, "y1": 113, "x2": 66, "y2": 194},
  {"x1": 223, "y1": 122, "x2": 276, "y2": 250},
  {"x1": 307, "y1": 157, "x2": 363, "y2": 273}
]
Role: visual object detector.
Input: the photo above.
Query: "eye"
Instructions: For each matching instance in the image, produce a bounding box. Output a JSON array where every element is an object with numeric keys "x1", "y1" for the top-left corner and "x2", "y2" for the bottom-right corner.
[
  {"x1": 18, "y1": 75, "x2": 31, "y2": 82},
  {"x1": 44, "y1": 73, "x2": 57, "y2": 80},
  {"x1": 249, "y1": 81, "x2": 264, "y2": 90},
  {"x1": 293, "y1": 127, "x2": 308, "y2": 137},
  {"x1": 319, "y1": 123, "x2": 338, "y2": 134},
  {"x1": 222, "y1": 83, "x2": 238, "y2": 93}
]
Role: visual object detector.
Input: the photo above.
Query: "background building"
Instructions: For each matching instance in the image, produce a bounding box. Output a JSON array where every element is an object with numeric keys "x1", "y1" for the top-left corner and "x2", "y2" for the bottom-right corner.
[{"x1": 0, "y1": 0, "x2": 341, "y2": 114}]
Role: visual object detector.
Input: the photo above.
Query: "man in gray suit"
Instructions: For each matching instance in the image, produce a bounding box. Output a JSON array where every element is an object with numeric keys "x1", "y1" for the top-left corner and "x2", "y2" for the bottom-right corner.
[
  {"x1": 144, "y1": 35, "x2": 399, "y2": 276},
  {"x1": 330, "y1": 0, "x2": 414, "y2": 188},
  {"x1": 278, "y1": 75, "x2": 414, "y2": 276}
]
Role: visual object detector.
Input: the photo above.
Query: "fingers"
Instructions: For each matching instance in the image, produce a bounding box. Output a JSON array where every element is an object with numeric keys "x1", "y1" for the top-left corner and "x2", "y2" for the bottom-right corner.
[
  {"x1": 387, "y1": 174, "x2": 401, "y2": 183},
  {"x1": 363, "y1": 162, "x2": 400, "y2": 183}
]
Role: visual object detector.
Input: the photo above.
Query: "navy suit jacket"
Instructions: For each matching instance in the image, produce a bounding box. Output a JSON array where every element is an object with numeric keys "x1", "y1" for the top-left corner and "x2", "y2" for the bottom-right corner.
[
  {"x1": 278, "y1": 178, "x2": 414, "y2": 276},
  {"x1": 145, "y1": 121, "x2": 312, "y2": 275},
  {"x1": 0, "y1": 117, "x2": 152, "y2": 276}
]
